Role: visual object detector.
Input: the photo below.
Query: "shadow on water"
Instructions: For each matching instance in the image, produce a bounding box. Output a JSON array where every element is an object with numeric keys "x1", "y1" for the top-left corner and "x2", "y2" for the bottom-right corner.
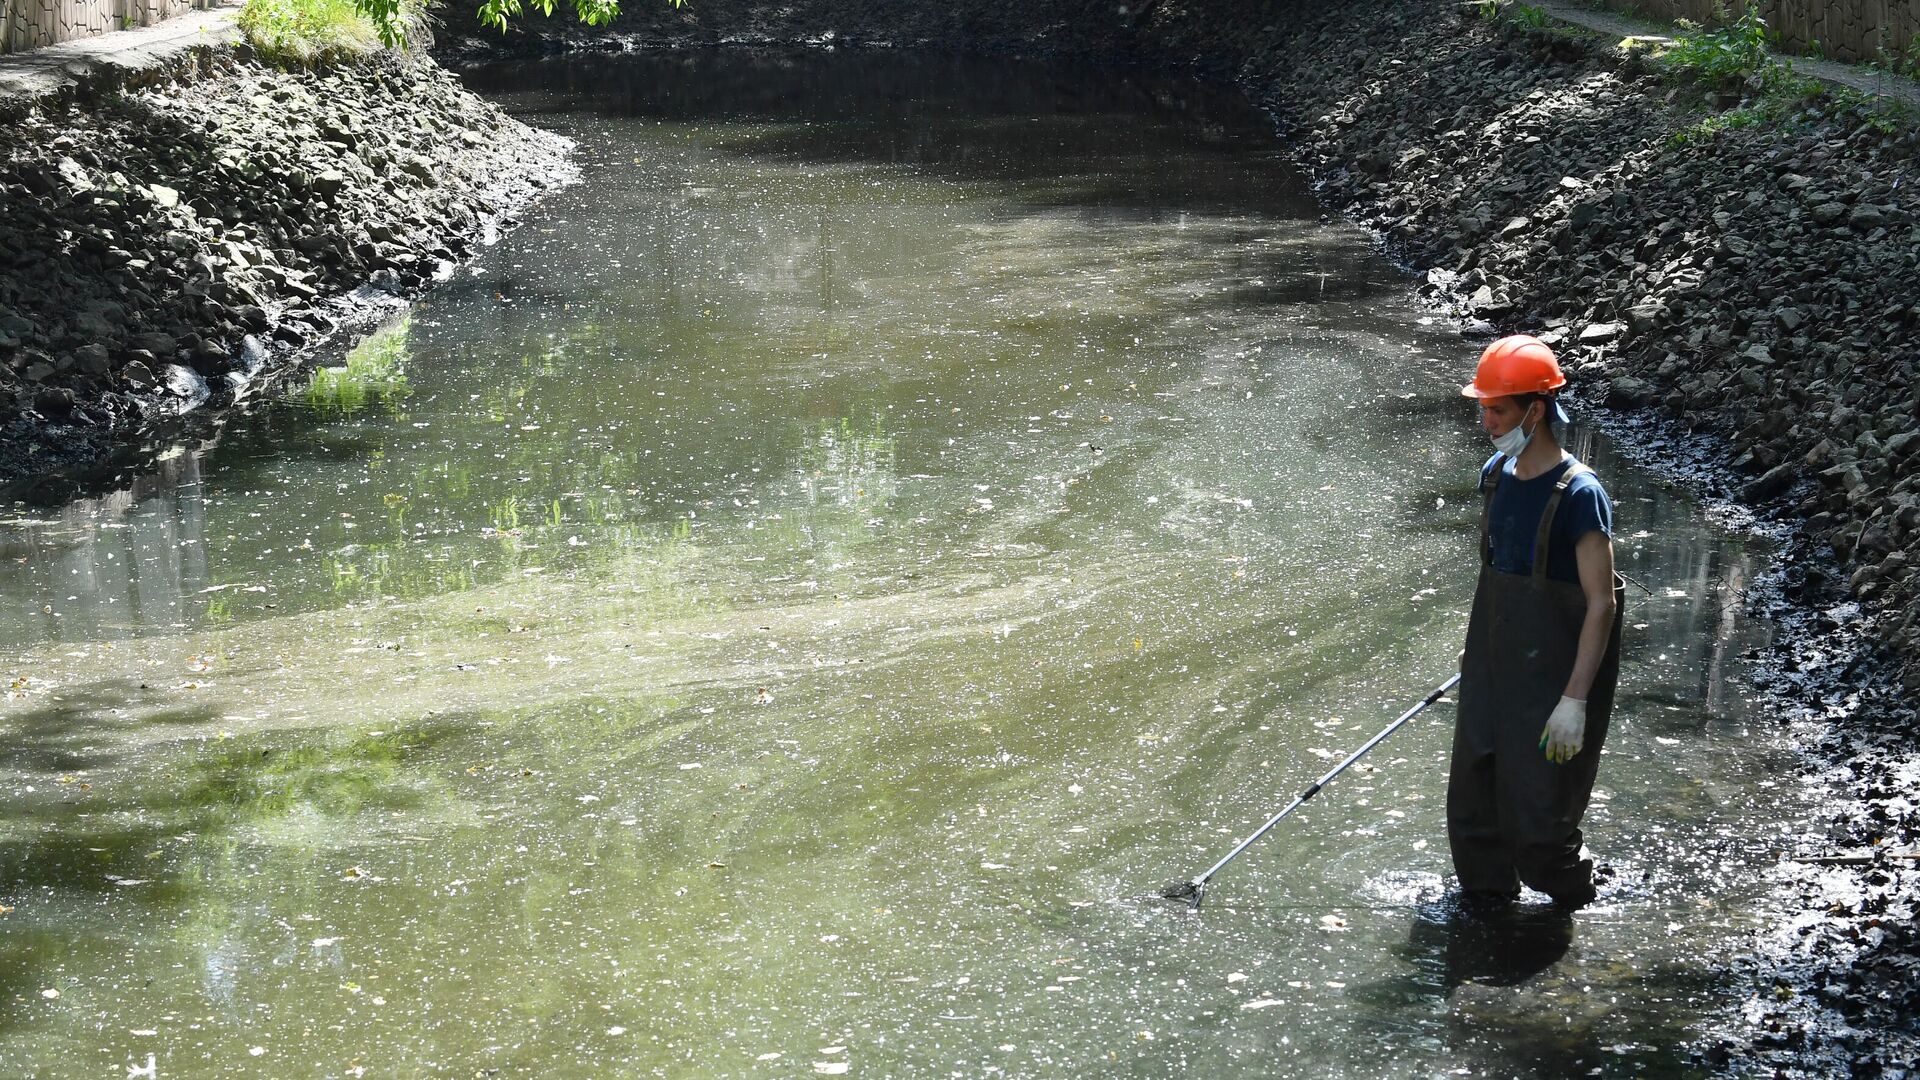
[
  {"x1": 1347, "y1": 896, "x2": 1730, "y2": 1076},
  {"x1": 460, "y1": 50, "x2": 1405, "y2": 311},
  {"x1": 0, "y1": 687, "x2": 480, "y2": 1032},
  {"x1": 0, "y1": 687, "x2": 206, "y2": 1031},
  {"x1": 1401, "y1": 898, "x2": 1574, "y2": 993},
  {"x1": 0, "y1": 681, "x2": 199, "y2": 776},
  {"x1": 464, "y1": 50, "x2": 1251, "y2": 131}
]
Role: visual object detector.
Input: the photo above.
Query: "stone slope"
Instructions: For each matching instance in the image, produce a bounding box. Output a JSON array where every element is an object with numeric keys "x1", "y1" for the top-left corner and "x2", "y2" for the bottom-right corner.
[{"x1": 0, "y1": 47, "x2": 569, "y2": 499}]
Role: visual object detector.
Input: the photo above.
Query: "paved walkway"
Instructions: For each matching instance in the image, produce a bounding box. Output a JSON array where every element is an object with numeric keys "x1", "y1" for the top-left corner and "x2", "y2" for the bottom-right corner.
[
  {"x1": 0, "y1": 1, "x2": 239, "y2": 104},
  {"x1": 1536, "y1": 0, "x2": 1920, "y2": 109}
]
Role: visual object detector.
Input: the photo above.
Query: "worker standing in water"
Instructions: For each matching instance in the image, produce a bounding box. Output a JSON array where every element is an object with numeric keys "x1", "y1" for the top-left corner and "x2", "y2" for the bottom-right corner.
[{"x1": 1450, "y1": 335, "x2": 1625, "y2": 911}]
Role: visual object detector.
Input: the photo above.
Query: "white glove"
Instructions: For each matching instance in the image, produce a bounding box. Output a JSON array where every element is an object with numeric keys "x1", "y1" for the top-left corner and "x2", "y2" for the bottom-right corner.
[{"x1": 1539, "y1": 696, "x2": 1587, "y2": 764}]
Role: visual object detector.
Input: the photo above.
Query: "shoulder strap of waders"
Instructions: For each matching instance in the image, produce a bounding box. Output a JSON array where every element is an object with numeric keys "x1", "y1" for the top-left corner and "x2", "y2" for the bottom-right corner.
[
  {"x1": 1478, "y1": 454, "x2": 1507, "y2": 567},
  {"x1": 1531, "y1": 460, "x2": 1593, "y2": 581}
]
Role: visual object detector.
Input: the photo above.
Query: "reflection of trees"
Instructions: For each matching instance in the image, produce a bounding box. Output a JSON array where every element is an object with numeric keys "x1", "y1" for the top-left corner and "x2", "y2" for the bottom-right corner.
[
  {"x1": 1579, "y1": 434, "x2": 1767, "y2": 720},
  {"x1": 0, "y1": 679, "x2": 468, "y2": 1025},
  {"x1": 1660, "y1": 539, "x2": 1752, "y2": 713},
  {"x1": 1629, "y1": 529, "x2": 1762, "y2": 716},
  {"x1": 796, "y1": 416, "x2": 896, "y2": 512},
  {"x1": 301, "y1": 316, "x2": 414, "y2": 417},
  {"x1": 3, "y1": 320, "x2": 417, "y2": 652},
  {"x1": 0, "y1": 450, "x2": 210, "y2": 649}
]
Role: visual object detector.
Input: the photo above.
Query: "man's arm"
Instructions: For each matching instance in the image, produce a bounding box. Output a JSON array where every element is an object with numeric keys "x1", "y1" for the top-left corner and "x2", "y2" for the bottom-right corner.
[{"x1": 1563, "y1": 529, "x2": 1617, "y2": 701}]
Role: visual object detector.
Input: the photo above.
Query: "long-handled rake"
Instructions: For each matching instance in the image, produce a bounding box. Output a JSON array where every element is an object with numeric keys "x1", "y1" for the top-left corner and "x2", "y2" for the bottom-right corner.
[{"x1": 1160, "y1": 672, "x2": 1461, "y2": 910}]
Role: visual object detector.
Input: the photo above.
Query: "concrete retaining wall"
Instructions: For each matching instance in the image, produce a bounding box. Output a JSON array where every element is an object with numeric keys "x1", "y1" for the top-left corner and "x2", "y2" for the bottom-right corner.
[
  {"x1": 1596, "y1": 0, "x2": 1920, "y2": 64},
  {"x1": 1, "y1": 0, "x2": 210, "y2": 56}
]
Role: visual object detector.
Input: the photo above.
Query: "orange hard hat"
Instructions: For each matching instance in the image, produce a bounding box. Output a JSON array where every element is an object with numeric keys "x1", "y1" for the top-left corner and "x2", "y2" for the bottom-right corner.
[{"x1": 1461, "y1": 335, "x2": 1566, "y2": 399}]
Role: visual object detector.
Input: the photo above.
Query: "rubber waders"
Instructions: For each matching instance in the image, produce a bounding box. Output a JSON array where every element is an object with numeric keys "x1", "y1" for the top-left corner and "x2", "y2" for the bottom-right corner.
[{"x1": 1448, "y1": 456, "x2": 1625, "y2": 907}]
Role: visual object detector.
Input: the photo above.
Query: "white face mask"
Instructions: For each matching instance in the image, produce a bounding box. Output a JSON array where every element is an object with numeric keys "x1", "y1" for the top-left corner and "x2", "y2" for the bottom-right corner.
[{"x1": 1490, "y1": 405, "x2": 1539, "y2": 458}]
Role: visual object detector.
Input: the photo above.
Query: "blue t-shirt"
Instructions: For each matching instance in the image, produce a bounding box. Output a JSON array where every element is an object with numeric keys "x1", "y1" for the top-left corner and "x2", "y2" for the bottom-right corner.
[{"x1": 1480, "y1": 454, "x2": 1612, "y2": 584}]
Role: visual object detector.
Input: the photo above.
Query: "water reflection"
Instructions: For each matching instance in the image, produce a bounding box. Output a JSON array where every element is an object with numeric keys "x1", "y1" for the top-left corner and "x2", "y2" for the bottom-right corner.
[
  {"x1": 1405, "y1": 899, "x2": 1574, "y2": 992},
  {"x1": 301, "y1": 315, "x2": 414, "y2": 416},
  {"x1": 0, "y1": 51, "x2": 1799, "y2": 1078},
  {"x1": 0, "y1": 451, "x2": 211, "y2": 645}
]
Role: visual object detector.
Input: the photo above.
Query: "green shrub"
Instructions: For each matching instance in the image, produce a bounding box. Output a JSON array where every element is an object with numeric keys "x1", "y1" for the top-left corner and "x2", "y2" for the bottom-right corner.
[
  {"x1": 1473, "y1": 1, "x2": 1549, "y2": 28},
  {"x1": 1662, "y1": 2, "x2": 1790, "y2": 88},
  {"x1": 475, "y1": 0, "x2": 625, "y2": 33},
  {"x1": 1665, "y1": 105, "x2": 1762, "y2": 147},
  {"x1": 1872, "y1": 33, "x2": 1920, "y2": 81},
  {"x1": 237, "y1": 0, "x2": 427, "y2": 64},
  {"x1": 1510, "y1": 4, "x2": 1549, "y2": 28}
]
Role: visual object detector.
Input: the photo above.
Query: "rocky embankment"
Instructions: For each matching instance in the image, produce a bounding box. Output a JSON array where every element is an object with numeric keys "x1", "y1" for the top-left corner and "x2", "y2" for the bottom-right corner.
[
  {"x1": 0, "y1": 47, "x2": 569, "y2": 499},
  {"x1": 1246, "y1": 6, "x2": 1920, "y2": 672},
  {"x1": 446, "y1": 0, "x2": 1920, "y2": 1071}
]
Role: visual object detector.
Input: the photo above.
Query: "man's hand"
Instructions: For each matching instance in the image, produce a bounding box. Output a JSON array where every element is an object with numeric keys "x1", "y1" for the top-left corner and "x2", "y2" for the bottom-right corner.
[{"x1": 1539, "y1": 696, "x2": 1587, "y2": 764}]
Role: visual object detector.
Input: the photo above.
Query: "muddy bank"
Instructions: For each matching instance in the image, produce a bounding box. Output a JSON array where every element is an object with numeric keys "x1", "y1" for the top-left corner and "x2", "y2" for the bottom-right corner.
[
  {"x1": 438, "y1": 0, "x2": 1920, "y2": 1071},
  {"x1": 0, "y1": 47, "x2": 569, "y2": 502}
]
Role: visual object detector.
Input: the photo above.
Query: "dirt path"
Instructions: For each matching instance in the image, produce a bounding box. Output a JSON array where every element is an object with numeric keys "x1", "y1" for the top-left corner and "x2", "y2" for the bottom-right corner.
[{"x1": 1535, "y1": 0, "x2": 1920, "y2": 108}]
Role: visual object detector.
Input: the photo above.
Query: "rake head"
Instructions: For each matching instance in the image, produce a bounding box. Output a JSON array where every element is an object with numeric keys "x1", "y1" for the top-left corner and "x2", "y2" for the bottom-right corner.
[{"x1": 1159, "y1": 879, "x2": 1205, "y2": 909}]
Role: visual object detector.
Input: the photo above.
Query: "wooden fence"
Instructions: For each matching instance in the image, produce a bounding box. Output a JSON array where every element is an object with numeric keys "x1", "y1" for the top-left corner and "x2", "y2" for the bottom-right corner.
[
  {"x1": 1, "y1": 0, "x2": 210, "y2": 55},
  {"x1": 1595, "y1": 1, "x2": 1920, "y2": 65}
]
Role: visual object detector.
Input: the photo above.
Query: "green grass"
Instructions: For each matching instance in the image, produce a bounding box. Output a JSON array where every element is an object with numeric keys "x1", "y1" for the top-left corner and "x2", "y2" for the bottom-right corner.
[
  {"x1": 1866, "y1": 34, "x2": 1920, "y2": 82},
  {"x1": 1473, "y1": 1, "x2": 1549, "y2": 28},
  {"x1": 1665, "y1": 106, "x2": 1764, "y2": 147},
  {"x1": 1647, "y1": 2, "x2": 1917, "y2": 145},
  {"x1": 1825, "y1": 85, "x2": 1917, "y2": 135},
  {"x1": 237, "y1": 0, "x2": 426, "y2": 65},
  {"x1": 1663, "y1": 72, "x2": 1916, "y2": 150},
  {"x1": 303, "y1": 316, "x2": 413, "y2": 413}
]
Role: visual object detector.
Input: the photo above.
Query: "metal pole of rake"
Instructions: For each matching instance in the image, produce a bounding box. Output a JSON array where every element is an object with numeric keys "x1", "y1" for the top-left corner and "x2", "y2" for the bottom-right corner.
[{"x1": 1160, "y1": 672, "x2": 1461, "y2": 910}]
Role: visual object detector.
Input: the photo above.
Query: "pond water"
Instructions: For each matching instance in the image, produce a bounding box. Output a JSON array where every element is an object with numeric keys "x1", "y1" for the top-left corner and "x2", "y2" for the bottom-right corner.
[{"x1": 1, "y1": 52, "x2": 1805, "y2": 1077}]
